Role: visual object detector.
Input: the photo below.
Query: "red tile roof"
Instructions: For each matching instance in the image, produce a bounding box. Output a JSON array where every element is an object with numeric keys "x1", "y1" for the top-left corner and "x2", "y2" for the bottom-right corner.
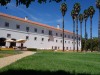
[{"x1": 0, "y1": 12, "x2": 74, "y2": 35}]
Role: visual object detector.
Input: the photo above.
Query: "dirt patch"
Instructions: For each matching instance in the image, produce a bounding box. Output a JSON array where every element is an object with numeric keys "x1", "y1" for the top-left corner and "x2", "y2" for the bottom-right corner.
[{"x1": 0, "y1": 54, "x2": 14, "y2": 58}]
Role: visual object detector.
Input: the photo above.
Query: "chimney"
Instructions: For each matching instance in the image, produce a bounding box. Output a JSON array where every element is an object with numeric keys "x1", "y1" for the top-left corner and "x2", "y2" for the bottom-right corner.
[
  {"x1": 25, "y1": 16, "x2": 28, "y2": 20},
  {"x1": 57, "y1": 24, "x2": 60, "y2": 29}
]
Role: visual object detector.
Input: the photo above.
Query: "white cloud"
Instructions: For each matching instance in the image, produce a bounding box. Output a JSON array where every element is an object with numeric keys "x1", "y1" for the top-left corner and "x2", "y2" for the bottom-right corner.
[{"x1": 56, "y1": 18, "x2": 62, "y2": 23}]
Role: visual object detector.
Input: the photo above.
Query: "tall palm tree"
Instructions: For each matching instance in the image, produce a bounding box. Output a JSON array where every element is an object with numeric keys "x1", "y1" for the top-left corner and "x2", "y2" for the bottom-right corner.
[
  {"x1": 88, "y1": 6, "x2": 95, "y2": 52},
  {"x1": 71, "y1": 10, "x2": 76, "y2": 51},
  {"x1": 96, "y1": 0, "x2": 100, "y2": 51},
  {"x1": 60, "y1": 3, "x2": 67, "y2": 51},
  {"x1": 84, "y1": 9, "x2": 89, "y2": 51},
  {"x1": 79, "y1": 14, "x2": 83, "y2": 51},
  {"x1": 73, "y1": 3, "x2": 81, "y2": 52}
]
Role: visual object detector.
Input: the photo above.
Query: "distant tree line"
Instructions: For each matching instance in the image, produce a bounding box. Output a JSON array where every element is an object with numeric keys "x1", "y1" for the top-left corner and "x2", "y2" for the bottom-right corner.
[{"x1": 82, "y1": 37, "x2": 98, "y2": 52}]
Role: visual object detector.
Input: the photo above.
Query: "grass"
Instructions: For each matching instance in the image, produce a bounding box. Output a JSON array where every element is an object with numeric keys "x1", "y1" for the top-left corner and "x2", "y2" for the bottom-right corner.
[
  {"x1": 0, "y1": 51, "x2": 100, "y2": 75},
  {"x1": 0, "y1": 50, "x2": 22, "y2": 58}
]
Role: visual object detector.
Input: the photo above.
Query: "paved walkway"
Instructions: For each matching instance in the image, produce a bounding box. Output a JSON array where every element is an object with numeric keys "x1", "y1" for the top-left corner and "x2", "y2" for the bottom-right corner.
[{"x1": 0, "y1": 51, "x2": 36, "y2": 69}]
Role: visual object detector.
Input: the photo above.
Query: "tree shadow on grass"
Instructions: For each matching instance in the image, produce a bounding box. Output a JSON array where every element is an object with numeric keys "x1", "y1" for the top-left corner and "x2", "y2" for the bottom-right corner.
[{"x1": 0, "y1": 69, "x2": 91, "y2": 75}]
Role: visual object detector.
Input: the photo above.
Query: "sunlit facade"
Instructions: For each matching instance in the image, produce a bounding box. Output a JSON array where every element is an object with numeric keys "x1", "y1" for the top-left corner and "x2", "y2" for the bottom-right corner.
[{"x1": 0, "y1": 13, "x2": 81, "y2": 50}]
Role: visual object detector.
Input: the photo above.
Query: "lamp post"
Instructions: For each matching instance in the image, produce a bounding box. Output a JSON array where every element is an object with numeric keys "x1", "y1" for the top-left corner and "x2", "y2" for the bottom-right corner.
[{"x1": 60, "y1": 3, "x2": 67, "y2": 52}]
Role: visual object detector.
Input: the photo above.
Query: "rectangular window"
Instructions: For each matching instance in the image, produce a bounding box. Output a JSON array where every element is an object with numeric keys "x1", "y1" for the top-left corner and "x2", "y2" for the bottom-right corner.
[
  {"x1": 26, "y1": 27, "x2": 29, "y2": 32},
  {"x1": 5, "y1": 22, "x2": 9, "y2": 27},
  {"x1": 68, "y1": 35, "x2": 70, "y2": 38},
  {"x1": 72, "y1": 36, "x2": 73, "y2": 39},
  {"x1": 7, "y1": 34, "x2": 11, "y2": 38},
  {"x1": 52, "y1": 46, "x2": 53, "y2": 49},
  {"x1": 56, "y1": 40, "x2": 58, "y2": 42},
  {"x1": 67, "y1": 47, "x2": 68, "y2": 50},
  {"x1": 79, "y1": 37, "x2": 80, "y2": 41},
  {"x1": 65, "y1": 41, "x2": 66, "y2": 43},
  {"x1": 42, "y1": 38, "x2": 44, "y2": 41},
  {"x1": 79, "y1": 42, "x2": 80, "y2": 46},
  {"x1": 60, "y1": 34, "x2": 62, "y2": 37},
  {"x1": 56, "y1": 33, "x2": 58, "y2": 36},
  {"x1": 75, "y1": 37, "x2": 76, "y2": 39},
  {"x1": 34, "y1": 37, "x2": 37, "y2": 40},
  {"x1": 42, "y1": 30, "x2": 44, "y2": 33},
  {"x1": 34, "y1": 28, "x2": 37, "y2": 32},
  {"x1": 48, "y1": 39, "x2": 50, "y2": 42},
  {"x1": 16, "y1": 25, "x2": 20, "y2": 29},
  {"x1": 68, "y1": 41, "x2": 70, "y2": 44},
  {"x1": 49, "y1": 30, "x2": 52, "y2": 35},
  {"x1": 61, "y1": 40, "x2": 62, "y2": 43},
  {"x1": 65, "y1": 35, "x2": 66, "y2": 38},
  {"x1": 26, "y1": 36, "x2": 29, "y2": 40}
]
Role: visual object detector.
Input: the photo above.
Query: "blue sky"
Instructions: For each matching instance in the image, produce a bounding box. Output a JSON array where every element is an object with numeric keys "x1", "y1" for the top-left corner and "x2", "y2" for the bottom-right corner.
[{"x1": 0, "y1": 0, "x2": 98, "y2": 38}]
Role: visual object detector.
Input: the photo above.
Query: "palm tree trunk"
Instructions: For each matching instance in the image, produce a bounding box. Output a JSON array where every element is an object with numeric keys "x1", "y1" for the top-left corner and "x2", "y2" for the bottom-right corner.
[
  {"x1": 76, "y1": 16, "x2": 78, "y2": 52},
  {"x1": 73, "y1": 19, "x2": 75, "y2": 51},
  {"x1": 80, "y1": 22, "x2": 82, "y2": 51},
  {"x1": 98, "y1": 9, "x2": 100, "y2": 51},
  {"x1": 62, "y1": 16, "x2": 64, "y2": 52},
  {"x1": 85, "y1": 19, "x2": 87, "y2": 52},
  {"x1": 90, "y1": 17, "x2": 92, "y2": 52}
]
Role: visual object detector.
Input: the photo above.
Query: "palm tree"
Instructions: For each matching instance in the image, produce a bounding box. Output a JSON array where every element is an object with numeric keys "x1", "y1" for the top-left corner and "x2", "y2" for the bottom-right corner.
[
  {"x1": 88, "y1": 6, "x2": 95, "y2": 52},
  {"x1": 73, "y1": 3, "x2": 81, "y2": 52},
  {"x1": 79, "y1": 14, "x2": 83, "y2": 51},
  {"x1": 96, "y1": 0, "x2": 100, "y2": 51},
  {"x1": 84, "y1": 9, "x2": 89, "y2": 51},
  {"x1": 60, "y1": 3, "x2": 67, "y2": 51},
  {"x1": 71, "y1": 10, "x2": 76, "y2": 51}
]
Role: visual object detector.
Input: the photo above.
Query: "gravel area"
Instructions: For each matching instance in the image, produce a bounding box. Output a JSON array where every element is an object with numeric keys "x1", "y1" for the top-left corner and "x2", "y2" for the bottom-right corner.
[{"x1": 0, "y1": 51, "x2": 36, "y2": 69}]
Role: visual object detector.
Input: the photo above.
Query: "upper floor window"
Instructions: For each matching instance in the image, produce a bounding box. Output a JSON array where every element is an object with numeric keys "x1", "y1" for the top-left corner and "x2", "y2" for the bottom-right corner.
[
  {"x1": 56, "y1": 40, "x2": 58, "y2": 42},
  {"x1": 34, "y1": 28, "x2": 37, "y2": 32},
  {"x1": 61, "y1": 40, "x2": 62, "y2": 43},
  {"x1": 72, "y1": 36, "x2": 73, "y2": 39},
  {"x1": 41, "y1": 30, "x2": 44, "y2": 34},
  {"x1": 26, "y1": 36, "x2": 29, "y2": 40},
  {"x1": 26, "y1": 27, "x2": 29, "y2": 32},
  {"x1": 60, "y1": 34, "x2": 62, "y2": 37},
  {"x1": 34, "y1": 37, "x2": 37, "y2": 40},
  {"x1": 48, "y1": 39, "x2": 50, "y2": 42},
  {"x1": 65, "y1": 35, "x2": 66, "y2": 38},
  {"x1": 79, "y1": 37, "x2": 80, "y2": 41},
  {"x1": 56, "y1": 33, "x2": 58, "y2": 36},
  {"x1": 42, "y1": 38, "x2": 44, "y2": 41},
  {"x1": 16, "y1": 25, "x2": 20, "y2": 29},
  {"x1": 5, "y1": 22, "x2": 9, "y2": 27},
  {"x1": 75, "y1": 37, "x2": 76, "y2": 39},
  {"x1": 49, "y1": 30, "x2": 52, "y2": 35},
  {"x1": 7, "y1": 34, "x2": 11, "y2": 38},
  {"x1": 68, "y1": 35, "x2": 70, "y2": 38}
]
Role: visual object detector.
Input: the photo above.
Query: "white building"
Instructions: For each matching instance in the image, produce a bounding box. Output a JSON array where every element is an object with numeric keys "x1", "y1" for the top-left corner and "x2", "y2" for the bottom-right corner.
[{"x1": 0, "y1": 13, "x2": 81, "y2": 50}]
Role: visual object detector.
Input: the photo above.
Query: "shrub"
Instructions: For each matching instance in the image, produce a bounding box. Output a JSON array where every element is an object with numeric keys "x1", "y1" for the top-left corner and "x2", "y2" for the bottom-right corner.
[{"x1": 27, "y1": 48, "x2": 37, "y2": 51}]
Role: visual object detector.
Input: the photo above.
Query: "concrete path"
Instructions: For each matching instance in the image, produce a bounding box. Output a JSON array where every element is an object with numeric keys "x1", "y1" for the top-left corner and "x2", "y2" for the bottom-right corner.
[{"x1": 0, "y1": 51, "x2": 36, "y2": 69}]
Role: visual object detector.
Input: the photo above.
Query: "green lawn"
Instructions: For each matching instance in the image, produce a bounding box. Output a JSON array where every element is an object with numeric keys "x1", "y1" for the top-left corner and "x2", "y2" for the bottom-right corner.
[
  {"x1": 0, "y1": 50, "x2": 22, "y2": 58},
  {"x1": 0, "y1": 51, "x2": 100, "y2": 75}
]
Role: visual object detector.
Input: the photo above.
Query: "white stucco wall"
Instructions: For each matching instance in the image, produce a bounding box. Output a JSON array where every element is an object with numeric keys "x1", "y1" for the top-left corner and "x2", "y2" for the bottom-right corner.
[{"x1": 0, "y1": 14, "x2": 81, "y2": 50}]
